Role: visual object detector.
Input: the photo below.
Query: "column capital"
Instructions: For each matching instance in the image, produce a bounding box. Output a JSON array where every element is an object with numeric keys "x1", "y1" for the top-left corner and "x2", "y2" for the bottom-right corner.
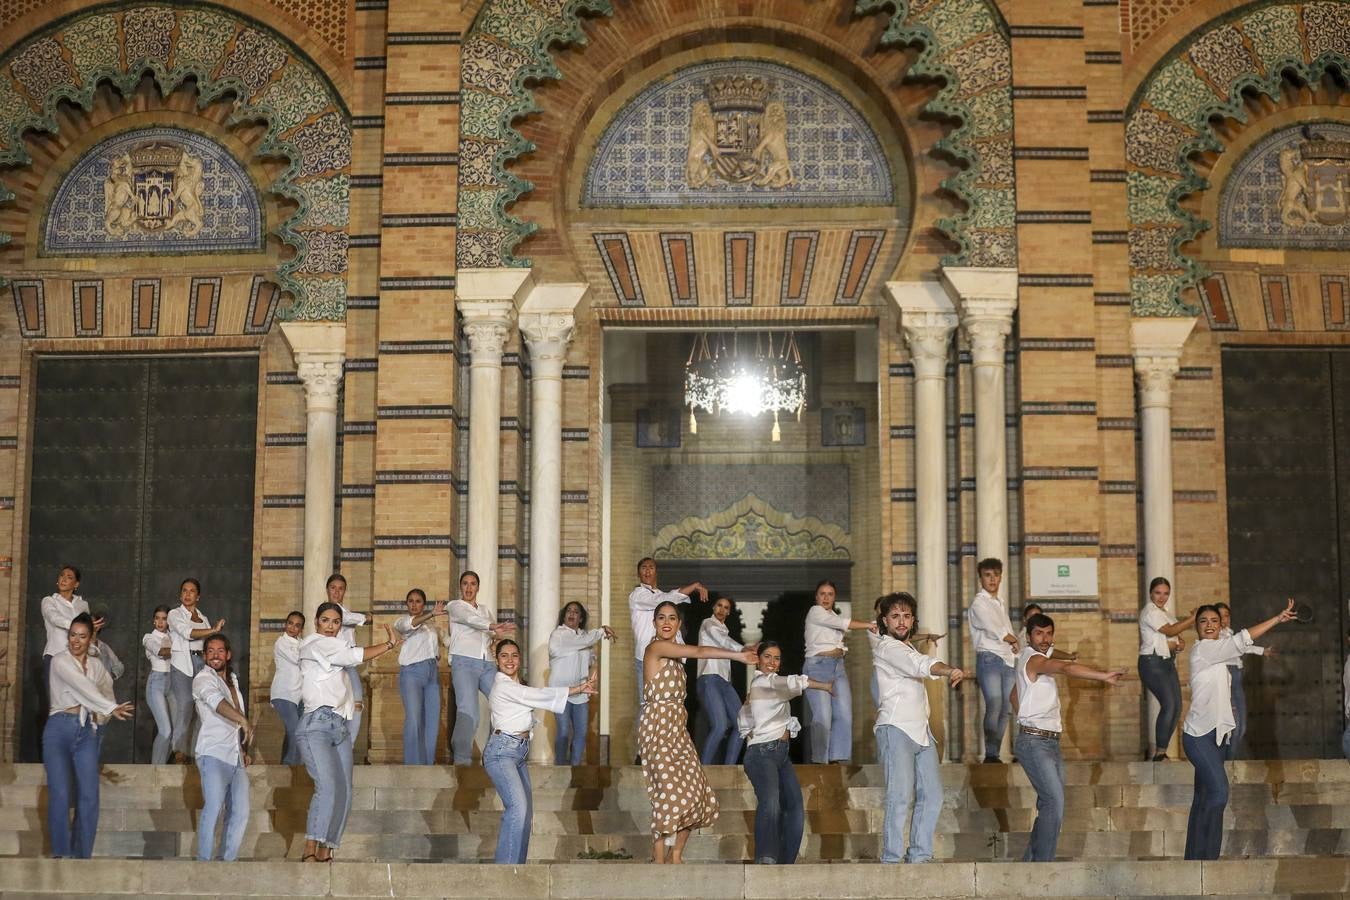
[
  {"x1": 460, "y1": 299, "x2": 516, "y2": 366},
  {"x1": 888, "y1": 280, "x2": 958, "y2": 380},
  {"x1": 1130, "y1": 316, "x2": 1197, "y2": 410},
  {"x1": 520, "y1": 311, "x2": 576, "y2": 377},
  {"x1": 280, "y1": 321, "x2": 346, "y2": 414}
]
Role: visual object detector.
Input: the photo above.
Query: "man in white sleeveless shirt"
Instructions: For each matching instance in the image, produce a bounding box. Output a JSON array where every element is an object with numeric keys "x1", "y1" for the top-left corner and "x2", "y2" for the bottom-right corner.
[{"x1": 1012, "y1": 612, "x2": 1125, "y2": 861}]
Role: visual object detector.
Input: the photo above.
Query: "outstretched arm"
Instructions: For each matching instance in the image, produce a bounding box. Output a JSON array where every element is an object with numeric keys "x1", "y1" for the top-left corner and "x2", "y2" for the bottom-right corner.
[
  {"x1": 1243, "y1": 598, "x2": 1297, "y2": 643},
  {"x1": 1028, "y1": 654, "x2": 1125, "y2": 685}
]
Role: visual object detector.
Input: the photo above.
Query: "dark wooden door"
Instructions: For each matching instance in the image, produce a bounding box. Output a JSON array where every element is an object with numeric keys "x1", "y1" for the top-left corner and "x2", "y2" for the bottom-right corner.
[
  {"x1": 1223, "y1": 349, "x2": 1345, "y2": 758},
  {"x1": 20, "y1": 356, "x2": 258, "y2": 763}
]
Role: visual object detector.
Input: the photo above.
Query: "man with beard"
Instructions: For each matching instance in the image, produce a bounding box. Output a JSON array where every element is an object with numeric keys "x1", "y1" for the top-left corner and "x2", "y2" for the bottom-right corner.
[
  {"x1": 869, "y1": 592, "x2": 963, "y2": 863},
  {"x1": 192, "y1": 633, "x2": 253, "y2": 861},
  {"x1": 1012, "y1": 613, "x2": 1125, "y2": 861}
]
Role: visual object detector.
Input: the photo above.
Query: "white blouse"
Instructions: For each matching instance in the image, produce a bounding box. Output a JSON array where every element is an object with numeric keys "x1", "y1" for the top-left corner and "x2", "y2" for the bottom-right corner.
[
  {"x1": 193, "y1": 667, "x2": 246, "y2": 766},
  {"x1": 488, "y1": 671, "x2": 569, "y2": 735},
  {"x1": 1183, "y1": 629, "x2": 1254, "y2": 745},
  {"x1": 299, "y1": 634, "x2": 364, "y2": 720},
  {"x1": 47, "y1": 651, "x2": 117, "y2": 727},
  {"x1": 1138, "y1": 603, "x2": 1175, "y2": 658},
  {"x1": 447, "y1": 600, "x2": 496, "y2": 660},
  {"x1": 1014, "y1": 645, "x2": 1062, "y2": 732},
  {"x1": 804, "y1": 605, "x2": 848, "y2": 657},
  {"x1": 697, "y1": 617, "x2": 743, "y2": 681},
  {"x1": 41, "y1": 593, "x2": 89, "y2": 658},
  {"x1": 168, "y1": 604, "x2": 211, "y2": 677},
  {"x1": 142, "y1": 630, "x2": 171, "y2": 674},
  {"x1": 548, "y1": 625, "x2": 604, "y2": 705},
  {"x1": 1219, "y1": 626, "x2": 1265, "y2": 670},
  {"x1": 628, "y1": 584, "x2": 689, "y2": 660},
  {"x1": 737, "y1": 672, "x2": 808, "y2": 747},
  {"x1": 394, "y1": 614, "x2": 441, "y2": 667},
  {"x1": 337, "y1": 604, "x2": 366, "y2": 649},
  {"x1": 870, "y1": 632, "x2": 940, "y2": 746},
  {"x1": 270, "y1": 633, "x2": 303, "y2": 703},
  {"x1": 968, "y1": 590, "x2": 1016, "y2": 665}
]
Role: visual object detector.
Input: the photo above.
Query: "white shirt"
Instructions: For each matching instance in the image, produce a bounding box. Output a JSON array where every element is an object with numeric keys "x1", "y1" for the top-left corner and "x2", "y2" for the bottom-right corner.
[
  {"x1": 1014, "y1": 645, "x2": 1062, "y2": 731},
  {"x1": 870, "y1": 631, "x2": 940, "y2": 746},
  {"x1": 193, "y1": 667, "x2": 246, "y2": 766},
  {"x1": 337, "y1": 604, "x2": 365, "y2": 649},
  {"x1": 737, "y1": 672, "x2": 808, "y2": 746},
  {"x1": 967, "y1": 590, "x2": 1015, "y2": 666},
  {"x1": 804, "y1": 604, "x2": 849, "y2": 657},
  {"x1": 142, "y1": 630, "x2": 171, "y2": 674},
  {"x1": 697, "y1": 617, "x2": 743, "y2": 681},
  {"x1": 548, "y1": 625, "x2": 605, "y2": 705},
  {"x1": 90, "y1": 640, "x2": 123, "y2": 680},
  {"x1": 488, "y1": 671, "x2": 569, "y2": 735},
  {"x1": 47, "y1": 651, "x2": 117, "y2": 727},
  {"x1": 1183, "y1": 629, "x2": 1255, "y2": 745},
  {"x1": 1219, "y1": 626, "x2": 1264, "y2": 670},
  {"x1": 446, "y1": 599, "x2": 497, "y2": 660},
  {"x1": 1138, "y1": 603, "x2": 1175, "y2": 657},
  {"x1": 394, "y1": 614, "x2": 440, "y2": 666},
  {"x1": 299, "y1": 633, "x2": 364, "y2": 720},
  {"x1": 168, "y1": 604, "x2": 211, "y2": 677},
  {"x1": 628, "y1": 584, "x2": 689, "y2": 660},
  {"x1": 270, "y1": 634, "x2": 303, "y2": 703},
  {"x1": 41, "y1": 593, "x2": 89, "y2": 657}
]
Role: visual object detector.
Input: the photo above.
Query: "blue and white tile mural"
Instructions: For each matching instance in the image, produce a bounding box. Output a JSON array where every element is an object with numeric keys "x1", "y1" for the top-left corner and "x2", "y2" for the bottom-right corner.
[
  {"x1": 1220, "y1": 122, "x2": 1350, "y2": 250},
  {"x1": 583, "y1": 59, "x2": 896, "y2": 208},
  {"x1": 43, "y1": 126, "x2": 264, "y2": 256}
]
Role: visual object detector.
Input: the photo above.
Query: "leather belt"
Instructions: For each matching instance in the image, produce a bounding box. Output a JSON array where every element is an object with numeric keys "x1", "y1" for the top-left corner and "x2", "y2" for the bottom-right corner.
[
  {"x1": 493, "y1": 729, "x2": 528, "y2": 738},
  {"x1": 1020, "y1": 725, "x2": 1061, "y2": 740}
]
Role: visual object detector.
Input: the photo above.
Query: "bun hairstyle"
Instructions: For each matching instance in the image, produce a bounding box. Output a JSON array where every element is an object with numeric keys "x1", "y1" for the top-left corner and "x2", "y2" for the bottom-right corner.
[
  {"x1": 153, "y1": 605, "x2": 170, "y2": 618},
  {"x1": 1193, "y1": 604, "x2": 1222, "y2": 633},
  {"x1": 652, "y1": 599, "x2": 685, "y2": 622},
  {"x1": 316, "y1": 601, "x2": 344, "y2": 623},
  {"x1": 326, "y1": 573, "x2": 347, "y2": 589},
  {"x1": 68, "y1": 611, "x2": 95, "y2": 636},
  {"x1": 1148, "y1": 576, "x2": 1171, "y2": 593},
  {"x1": 180, "y1": 577, "x2": 202, "y2": 595}
]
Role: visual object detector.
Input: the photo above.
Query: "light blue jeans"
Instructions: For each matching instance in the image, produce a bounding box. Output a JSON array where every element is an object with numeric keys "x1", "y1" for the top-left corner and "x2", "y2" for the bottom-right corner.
[
  {"x1": 450, "y1": 655, "x2": 496, "y2": 764},
  {"x1": 697, "y1": 675, "x2": 744, "y2": 765},
  {"x1": 145, "y1": 670, "x2": 172, "y2": 765},
  {"x1": 803, "y1": 656, "x2": 852, "y2": 763},
  {"x1": 483, "y1": 731, "x2": 532, "y2": 864},
  {"x1": 976, "y1": 652, "x2": 1015, "y2": 760},
  {"x1": 170, "y1": 655, "x2": 205, "y2": 755},
  {"x1": 554, "y1": 701, "x2": 588, "y2": 766},
  {"x1": 42, "y1": 712, "x2": 102, "y2": 858},
  {"x1": 346, "y1": 666, "x2": 363, "y2": 745},
  {"x1": 399, "y1": 659, "x2": 440, "y2": 765},
  {"x1": 875, "y1": 724, "x2": 940, "y2": 863},
  {"x1": 1014, "y1": 731, "x2": 1065, "y2": 861},
  {"x1": 296, "y1": 706, "x2": 354, "y2": 848},
  {"x1": 271, "y1": 699, "x2": 303, "y2": 766},
  {"x1": 196, "y1": 754, "x2": 249, "y2": 861}
]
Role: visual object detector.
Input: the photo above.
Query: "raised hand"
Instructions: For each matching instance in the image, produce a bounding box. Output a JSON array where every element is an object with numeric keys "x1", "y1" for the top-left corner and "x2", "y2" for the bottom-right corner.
[
  {"x1": 433, "y1": 600, "x2": 446, "y2": 616},
  {"x1": 737, "y1": 648, "x2": 758, "y2": 666},
  {"x1": 214, "y1": 619, "x2": 226, "y2": 632},
  {"x1": 382, "y1": 623, "x2": 402, "y2": 646},
  {"x1": 1276, "y1": 597, "x2": 1297, "y2": 623}
]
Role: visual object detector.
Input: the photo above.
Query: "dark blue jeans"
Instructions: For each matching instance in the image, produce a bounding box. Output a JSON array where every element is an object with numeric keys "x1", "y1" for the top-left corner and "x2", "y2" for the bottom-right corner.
[
  {"x1": 1138, "y1": 654, "x2": 1181, "y2": 753},
  {"x1": 697, "y1": 675, "x2": 744, "y2": 765},
  {"x1": 743, "y1": 739, "x2": 803, "y2": 864},
  {"x1": 1182, "y1": 729, "x2": 1229, "y2": 860},
  {"x1": 1015, "y1": 731, "x2": 1064, "y2": 861},
  {"x1": 43, "y1": 712, "x2": 102, "y2": 858},
  {"x1": 1226, "y1": 666, "x2": 1246, "y2": 761}
]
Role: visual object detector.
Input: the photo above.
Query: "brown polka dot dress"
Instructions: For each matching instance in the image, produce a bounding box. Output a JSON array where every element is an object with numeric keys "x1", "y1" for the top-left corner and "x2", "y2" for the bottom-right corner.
[{"x1": 639, "y1": 656, "x2": 720, "y2": 837}]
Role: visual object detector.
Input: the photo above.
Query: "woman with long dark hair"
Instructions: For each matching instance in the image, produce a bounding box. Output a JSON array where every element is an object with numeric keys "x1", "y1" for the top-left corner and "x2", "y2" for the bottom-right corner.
[
  {"x1": 547, "y1": 601, "x2": 613, "y2": 765},
  {"x1": 270, "y1": 611, "x2": 305, "y2": 766},
  {"x1": 167, "y1": 578, "x2": 223, "y2": 763},
  {"x1": 141, "y1": 605, "x2": 173, "y2": 764},
  {"x1": 802, "y1": 579, "x2": 872, "y2": 763},
  {"x1": 485, "y1": 638, "x2": 596, "y2": 862},
  {"x1": 1137, "y1": 576, "x2": 1195, "y2": 760},
  {"x1": 697, "y1": 595, "x2": 748, "y2": 764},
  {"x1": 394, "y1": 589, "x2": 445, "y2": 765},
  {"x1": 447, "y1": 570, "x2": 515, "y2": 764}
]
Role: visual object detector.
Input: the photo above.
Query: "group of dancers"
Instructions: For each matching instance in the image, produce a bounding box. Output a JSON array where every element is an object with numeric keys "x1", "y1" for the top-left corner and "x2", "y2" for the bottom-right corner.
[{"x1": 33, "y1": 556, "x2": 1299, "y2": 865}]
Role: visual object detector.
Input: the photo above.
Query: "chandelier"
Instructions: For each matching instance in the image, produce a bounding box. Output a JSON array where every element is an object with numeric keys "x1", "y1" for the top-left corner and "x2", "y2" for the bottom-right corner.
[{"x1": 684, "y1": 331, "x2": 806, "y2": 441}]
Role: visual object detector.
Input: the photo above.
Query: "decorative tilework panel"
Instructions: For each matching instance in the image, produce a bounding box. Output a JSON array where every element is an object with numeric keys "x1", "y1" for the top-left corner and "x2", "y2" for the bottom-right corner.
[
  {"x1": 583, "y1": 60, "x2": 895, "y2": 208},
  {"x1": 651, "y1": 463, "x2": 850, "y2": 532},
  {"x1": 1219, "y1": 122, "x2": 1350, "y2": 250},
  {"x1": 43, "y1": 127, "x2": 263, "y2": 256}
]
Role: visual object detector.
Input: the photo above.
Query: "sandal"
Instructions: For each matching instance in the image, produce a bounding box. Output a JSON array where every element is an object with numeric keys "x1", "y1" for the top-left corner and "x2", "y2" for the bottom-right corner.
[{"x1": 302, "y1": 853, "x2": 317, "y2": 863}]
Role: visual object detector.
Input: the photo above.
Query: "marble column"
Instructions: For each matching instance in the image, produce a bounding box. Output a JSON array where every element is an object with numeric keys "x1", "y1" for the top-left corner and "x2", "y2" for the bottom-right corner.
[
  {"x1": 1131, "y1": 316, "x2": 1196, "y2": 756},
  {"x1": 280, "y1": 321, "x2": 347, "y2": 626},
  {"x1": 520, "y1": 298, "x2": 581, "y2": 763}
]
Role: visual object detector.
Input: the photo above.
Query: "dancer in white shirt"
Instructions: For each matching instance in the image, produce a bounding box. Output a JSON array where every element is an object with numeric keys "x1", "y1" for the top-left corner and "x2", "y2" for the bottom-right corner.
[
  {"x1": 547, "y1": 601, "x2": 613, "y2": 765},
  {"x1": 296, "y1": 602, "x2": 401, "y2": 862},
  {"x1": 628, "y1": 557, "x2": 702, "y2": 707},
  {"x1": 803, "y1": 579, "x2": 872, "y2": 763},
  {"x1": 1018, "y1": 604, "x2": 1077, "y2": 661},
  {"x1": 737, "y1": 641, "x2": 831, "y2": 864},
  {"x1": 446, "y1": 570, "x2": 515, "y2": 764},
  {"x1": 697, "y1": 596, "x2": 749, "y2": 764},
  {"x1": 167, "y1": 578, "x2": 224, "y2": 763},
  {"x1": 869, "y1": 592, "x2": 963, "y2": 864},
  {"x1": 967, "y1": 558, "x2": 1017, "y2": 763},
  {"x1": 325, "y1": 574, "x2": 367, "y2": 744},
  {"x1": 38, "y1": 565, "x2": 92, "y2": 742},
  {"x1": 394, "y1": 589, "x2": 446, "y2": 765},
  {"x1": 142, "y1": 606, "x2": 173, "y2": 764},
  {"x1": 485, "y1": 638, "x2": 596, "y2": 863},
  {"x1": 1138, "y1": 576, "x2": 1194, "y2": 760},
  {"x1": 43, "y1": 612, "x2": 133, "y2": 858},
  {"x1": 270, "y1": 611, "x2": 305, "y2": 765},
  {"x1": 1214, "y1": 602, "x2": 1271, "y2": 760},
  {"x1": 1011, "y1": 612, "x2": 1124, "y2": 861},
  {"x1": 193, "y1": 633, "x2": 253, "y2": 861},
  {"x1": 1182, "y1": 599, "x2": 1294, "y2": 860}
]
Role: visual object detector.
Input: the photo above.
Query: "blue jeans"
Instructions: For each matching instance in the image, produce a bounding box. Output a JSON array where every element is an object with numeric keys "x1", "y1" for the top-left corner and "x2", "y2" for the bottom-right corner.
[
  {"x1": 875, "y1": 724, "x2": 940, "y2": 863},
  {"x1": 170, "y1": 655, "x2": 205, "y2": 755},
  {"x1": 802, "y1": 656, "x2": 852, "y2": 763},
  {"x1": 146, "y1": 670, "x2": 172, "y2": 765},
  {"x1": 1015, "y1": 731, "x2": 1065, "y2": 861},
  {"x1": 271, "y1": 699, "x2": 303, "y2": 766},
  {"x1": 450, "y1": 655, "x2": 497, "y2": 764},
  {"x1": 697, "y1": 675, "x2": 744, "y2": 765},
  {"x1": 1138, "y1": 654, "x2": 1181, "y2": 753},
  {"x1": 196, "y1": 755, "x2": 249, "y2": 861},
  {"x1": 554, "y1": 701, "x2": 588, "y2": 766},
  {"x1": 1183, "y1": 729, "x2": 1229, "y2": 860},
  {"x1": 1342, "y1": 719, "x2": 1350, "y2": 764},
  {"x1": 483, "y1": 731, "x2": 533, "y2": 864},
  {"x1": 346, "y1": 666, "x2": 363, "y2": 745},
  {"x1": 1226, "y1": 666, "x2": 1246, "y2": 761},
  {"x1": 976, "y1": 652, "x2": 1015, "y2": 760},
  {"x1": 42, "y1": 712, "x2": 102, "y2": 858},
  {"x1": 743, "y1": 739, "x2": 803, "y2": 864},
  {"x1": 399, "y1": 659, "x2": 440, "y2": 765},
  {"x1": 296, "y1": 707, "x2": 354, "y2": 848}
]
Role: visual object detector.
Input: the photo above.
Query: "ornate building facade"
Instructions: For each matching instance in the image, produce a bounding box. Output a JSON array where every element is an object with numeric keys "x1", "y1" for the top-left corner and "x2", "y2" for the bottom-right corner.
[{"x1": 0, "y1": 0, "x2": 1347, "y2": 764}]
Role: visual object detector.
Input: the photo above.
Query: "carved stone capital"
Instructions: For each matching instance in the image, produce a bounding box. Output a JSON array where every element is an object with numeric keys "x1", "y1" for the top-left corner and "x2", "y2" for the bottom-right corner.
[
  {"x1": 1133, "y1": 355, "x2": 1180, "y2": 409},
  {"x1": 962, "y1": 312, "x2": 1013, "y2": 367},
  {"x1": 460, "y1": 299, "x2": 516, "y2": 367},
  {"x1": 1130, "y1": 316, "x2": 1197, "y2": 411},
  {"x1": 519, "y1": 311, "x2": 575, "y2": 378},
  {"x1": 902, "y1": 314, "x2": 958, "y2": 381},
  {"x1": 295, "y1": 358, "x2": 345, "y2": 414}
]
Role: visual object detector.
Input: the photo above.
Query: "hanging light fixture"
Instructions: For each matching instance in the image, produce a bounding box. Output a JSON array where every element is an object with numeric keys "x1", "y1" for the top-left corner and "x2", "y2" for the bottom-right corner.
[{"x1": 684, "y1": 330, "x2": 807, "y2": 440}]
